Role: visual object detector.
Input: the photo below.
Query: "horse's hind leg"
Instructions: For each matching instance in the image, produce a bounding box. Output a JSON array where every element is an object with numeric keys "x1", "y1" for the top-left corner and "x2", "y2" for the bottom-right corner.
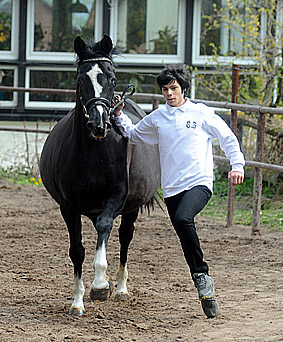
[
  {"x1": 60, "y1": 203, "x2": 85, "y2": 316},
  {"x1": 115, "y1": 209, "x2": 139, "y2": 301}
]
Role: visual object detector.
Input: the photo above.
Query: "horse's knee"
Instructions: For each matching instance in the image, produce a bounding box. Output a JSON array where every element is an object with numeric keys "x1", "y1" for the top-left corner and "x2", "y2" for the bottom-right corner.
[
  {"x1": 69, "y1": 246, "x2": 85, "y2": 268},
  {"x1": 96, "y1": 216, "x2": 113, "y2": 233}
]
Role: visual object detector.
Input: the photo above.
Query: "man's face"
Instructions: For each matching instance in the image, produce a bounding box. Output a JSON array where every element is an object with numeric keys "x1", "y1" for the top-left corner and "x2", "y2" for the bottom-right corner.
[{"x1": 161, "y1": 80, "x2": 185, "y2": 107}]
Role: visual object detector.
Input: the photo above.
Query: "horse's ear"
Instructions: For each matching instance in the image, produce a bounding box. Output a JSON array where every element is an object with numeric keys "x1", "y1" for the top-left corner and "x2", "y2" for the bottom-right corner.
[
  {"x1": 100, "y1": 34, "x2": 113, "y2": 55},
  {"x1": 74, "y1": 36, "x2": 86, "y2": 57}
]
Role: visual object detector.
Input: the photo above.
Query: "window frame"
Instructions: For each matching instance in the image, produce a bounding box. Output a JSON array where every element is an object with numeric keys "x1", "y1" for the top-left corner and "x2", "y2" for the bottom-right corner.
[
  {"x1": 0, "y1": 0, "x2": 19, "y2": 61},
  {"x1": 192, "y1": 0, "x2": 267, "y2": 66},
  {"x1": 26, "y1": 0, "x2": 103, "y2": 62},
  {"x1": 110, "y1": 0, "x2": 186, "y2": 65},
  {"x1": 25, "y1": 66, "x2": 76, "y2": 109},
  {"x1": 0, "y1": 65, "x2": 18, "y2": 107}
]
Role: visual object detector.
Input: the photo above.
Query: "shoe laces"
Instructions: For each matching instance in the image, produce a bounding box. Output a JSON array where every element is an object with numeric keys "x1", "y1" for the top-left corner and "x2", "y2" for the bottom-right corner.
[{"x1": 194, "y1": 273, "x2": 208, "y2": 288}]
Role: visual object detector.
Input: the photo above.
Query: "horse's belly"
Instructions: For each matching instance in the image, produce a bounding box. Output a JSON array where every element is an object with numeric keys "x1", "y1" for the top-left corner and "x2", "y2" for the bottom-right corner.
[{"x1": 124, "y1": 144, "x2": 161, "y2": 211}]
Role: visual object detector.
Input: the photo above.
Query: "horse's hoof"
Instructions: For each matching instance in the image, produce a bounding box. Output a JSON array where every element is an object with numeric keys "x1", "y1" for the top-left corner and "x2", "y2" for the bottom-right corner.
[
  {"x1": 90, "y1": 281, "x2": 114, "y2": 301},
  {"x1": 114, "y1": 293, "x2": 130, "y2": 302},
  {"x1": 67, "y1": 307, "x2": 85, "y2": 316}
]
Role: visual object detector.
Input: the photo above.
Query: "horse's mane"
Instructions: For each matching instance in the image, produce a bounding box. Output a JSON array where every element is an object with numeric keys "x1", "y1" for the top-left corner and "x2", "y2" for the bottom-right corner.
[{"x1": 76, "y1": 39, "x2": 120, "y2": 66}]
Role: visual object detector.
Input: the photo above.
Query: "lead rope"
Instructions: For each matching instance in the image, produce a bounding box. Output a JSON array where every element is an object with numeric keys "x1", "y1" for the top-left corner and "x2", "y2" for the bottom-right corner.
[
  {"x1": 110, "y1": 84, "x2": 136, "y2": 137},
  {"x1": 110, "y1": 84, "x2": 136, "y2": 120}
]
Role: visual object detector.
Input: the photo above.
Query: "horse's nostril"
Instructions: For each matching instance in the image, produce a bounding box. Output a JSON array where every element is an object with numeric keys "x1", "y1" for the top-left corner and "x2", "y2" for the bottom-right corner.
[{"x1": 86, "y1": 121, "x2": 94, "y2": 130}]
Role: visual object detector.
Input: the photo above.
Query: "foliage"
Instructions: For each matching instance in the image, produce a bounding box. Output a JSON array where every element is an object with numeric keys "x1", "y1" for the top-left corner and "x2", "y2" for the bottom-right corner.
[
  {"x1": 200, "y1": 170, "x2": 283, "y2": 231},
  {"x1": 1, "y1": 167, "x2": 42, "y2": 187},
  {"x1": 195, "y1": 0, "x2": 283, "y2": 104},
  {"x1": 192, "y1": 0, "x2": 283, "y2": 167}
]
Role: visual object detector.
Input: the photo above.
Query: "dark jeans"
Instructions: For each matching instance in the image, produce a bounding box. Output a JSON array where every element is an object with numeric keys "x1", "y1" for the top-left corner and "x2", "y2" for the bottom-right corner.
[{"x1": 164, "y1": 185, "x2": 212, "y2": 278}]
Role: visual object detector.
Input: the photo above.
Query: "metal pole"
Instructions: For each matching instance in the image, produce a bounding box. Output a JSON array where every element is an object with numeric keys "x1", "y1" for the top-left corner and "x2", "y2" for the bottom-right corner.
[
  {"x1": 252, "y1": 112, "x2": 266, "y2": 235},
  {"x1": 227, "y1": 64, "x2": 239, "y2": 227}
]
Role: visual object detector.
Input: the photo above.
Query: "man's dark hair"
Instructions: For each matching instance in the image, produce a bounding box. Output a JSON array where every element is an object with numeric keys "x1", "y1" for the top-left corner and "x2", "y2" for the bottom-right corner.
[{"x1": 157, "y1": 64, "x2": 190, "y2": 95}]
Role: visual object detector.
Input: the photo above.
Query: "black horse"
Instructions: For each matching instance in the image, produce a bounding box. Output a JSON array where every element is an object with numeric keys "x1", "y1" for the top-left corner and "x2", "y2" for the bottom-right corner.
[{"x1": 40, "y1": 35, "x2": 160, "y2": 316}]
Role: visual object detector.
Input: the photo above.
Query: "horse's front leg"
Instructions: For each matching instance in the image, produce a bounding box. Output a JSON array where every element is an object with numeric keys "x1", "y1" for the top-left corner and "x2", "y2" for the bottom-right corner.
[
  {"x1": 89, "y1": 189, "x2": 127, "y2": 301},
  {"x1": 115, "y1": 209, "x2": 139, "y2": 301},
  {"x1": 60, "y1": 203, "x2": 85, "y2": 316},
  {"x1": 89, "y1": 217, "x2": 114, "y2": 301}
]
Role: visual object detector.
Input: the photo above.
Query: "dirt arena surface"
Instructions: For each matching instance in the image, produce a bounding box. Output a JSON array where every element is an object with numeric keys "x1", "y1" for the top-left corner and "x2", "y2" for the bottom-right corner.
[{"x1": 0, "y1": 178, "x2": 282, "y2": 342}]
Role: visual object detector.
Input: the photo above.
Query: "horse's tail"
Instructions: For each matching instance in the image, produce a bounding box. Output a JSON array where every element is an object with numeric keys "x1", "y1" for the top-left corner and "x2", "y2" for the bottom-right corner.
[{"x1": 141, "y1": 190, "x2": 164, "y2": 215}]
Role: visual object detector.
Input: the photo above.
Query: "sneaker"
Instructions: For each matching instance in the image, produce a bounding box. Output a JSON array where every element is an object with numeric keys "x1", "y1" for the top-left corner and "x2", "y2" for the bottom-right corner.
[{"x1": 193, "y1": 273, "x2": 219, "y2": 318}]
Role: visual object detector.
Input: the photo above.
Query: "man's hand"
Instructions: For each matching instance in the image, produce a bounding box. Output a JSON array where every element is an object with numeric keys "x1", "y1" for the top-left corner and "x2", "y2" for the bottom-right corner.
[
  {"x1": 112, "y1": 95, "x2": 125, "y2": 117},
  {"x1": 228, "y1": 171, "x2": 244, "y2": 186}
]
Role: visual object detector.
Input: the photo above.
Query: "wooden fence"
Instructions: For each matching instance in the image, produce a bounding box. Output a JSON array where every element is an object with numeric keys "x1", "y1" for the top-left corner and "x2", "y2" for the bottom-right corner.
[{"x1": 1, "y1": 85, "x2": 283, "y2": 235}]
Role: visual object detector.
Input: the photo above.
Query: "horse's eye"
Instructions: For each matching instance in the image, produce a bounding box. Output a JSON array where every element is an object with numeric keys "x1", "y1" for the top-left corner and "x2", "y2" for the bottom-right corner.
[{"x1": 111, "y1": 78, "x2": 116, "y2": 87}]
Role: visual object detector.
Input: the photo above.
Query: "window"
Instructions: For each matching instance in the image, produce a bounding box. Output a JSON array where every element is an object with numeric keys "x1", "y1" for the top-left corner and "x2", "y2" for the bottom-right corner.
[
  {"x1": 192, "y1": 0, "x2": 266, "y2": 65},
  {"x1": 110, "y1": 0, "x2": 186, "y2": 65},
  {"x1": 116, "y1": 68, "x2": 162, "y2": 111},
  {"x1": 0, "y1": 0, "x2": 19, "y2": 60},
  {"x1": 27, "y1": 0, "x2": 103, "y2": 61},
  {"x1": 0, "y1": 66, "x2": 18, "y2": 106},
  {"x1": 25, "y1": 67, "x2": 76, "y2": 109}
]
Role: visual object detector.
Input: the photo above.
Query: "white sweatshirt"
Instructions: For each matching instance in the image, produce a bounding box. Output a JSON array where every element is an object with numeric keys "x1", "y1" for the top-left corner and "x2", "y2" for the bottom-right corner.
[{"x1": 115, "y1": 98, "x2": 245, "y2": 198}]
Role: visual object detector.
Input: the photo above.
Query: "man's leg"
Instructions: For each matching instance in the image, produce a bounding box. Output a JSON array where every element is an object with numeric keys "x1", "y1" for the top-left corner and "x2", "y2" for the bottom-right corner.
[
  {"x1": 165, "y1": 185, "x2": 211, "y2": 275},
  {"x1": 165, "y1": 185, "x2": 218, "y2": 318}
]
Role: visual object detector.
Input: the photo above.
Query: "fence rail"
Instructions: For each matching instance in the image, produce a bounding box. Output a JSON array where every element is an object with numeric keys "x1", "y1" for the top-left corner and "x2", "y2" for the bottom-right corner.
[{"x1": 1, "y1": 86, "x2": 283, "y2": 115}]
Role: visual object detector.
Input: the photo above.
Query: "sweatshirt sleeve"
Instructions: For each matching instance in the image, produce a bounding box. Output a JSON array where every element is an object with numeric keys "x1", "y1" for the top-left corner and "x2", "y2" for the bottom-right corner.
[
  {"x1": 114, "y1": 112, "x2": 158, "y2": 145},
  {"x1": 204, "y1": 109, "x2": 245, "y2": 172}
]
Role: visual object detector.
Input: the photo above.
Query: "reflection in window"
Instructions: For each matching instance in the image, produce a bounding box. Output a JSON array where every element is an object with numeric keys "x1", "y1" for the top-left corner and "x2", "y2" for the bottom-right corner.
[
  {"x1": 34, "y1": 0, "x2": 95, "y2": 52},
  {"x1": 117, "y1": 0, "x2": 178, "y2": 54},
  {"x1": 116, "y1": 71, "x2": 158, "y2": 93},
  {"x1": 0, "y1": 69, "x2": 14, "y2": 101},
  {"x1": 200, "y1": 0, "x2": 260, "y2": 57},
  {"x1": 29, "y1": 70, "x2": 76, "y2": 102},
  {"x1": 115, "y1": 70, "x2": 163, "y2": 111},
  {"x1": 0, "y1": 0, "x2": 12, "y2": 51},
  {"x1": 116, "y1": 70, "x2": 160, "y2": 106}
]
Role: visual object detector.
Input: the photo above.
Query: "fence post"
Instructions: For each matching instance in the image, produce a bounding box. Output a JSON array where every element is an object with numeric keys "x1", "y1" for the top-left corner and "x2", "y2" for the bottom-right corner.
[
  {"x1": 227, "y1": 64, "x2": 239, "y2": 227},
  {"x1": 252, "y1": 112, "x2": 266, "y2": 235}
]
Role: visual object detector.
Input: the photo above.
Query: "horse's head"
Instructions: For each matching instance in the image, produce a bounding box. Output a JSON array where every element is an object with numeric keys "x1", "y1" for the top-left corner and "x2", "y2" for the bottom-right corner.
[{"x1": 74, "y1": 35, "x2": 116, "y2": 139}]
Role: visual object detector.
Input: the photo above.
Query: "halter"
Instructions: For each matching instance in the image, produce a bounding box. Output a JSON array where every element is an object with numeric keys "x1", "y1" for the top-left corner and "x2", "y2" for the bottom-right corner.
[
  {"x1": 78, "y1": 56, "x2": 114, "y2": 119},
  {"x1": 78, "y1": 57, "x2": 135, "y2": 135},
  {"x1": 81, "y1": 57, "x2": 113, "y2": 65}
]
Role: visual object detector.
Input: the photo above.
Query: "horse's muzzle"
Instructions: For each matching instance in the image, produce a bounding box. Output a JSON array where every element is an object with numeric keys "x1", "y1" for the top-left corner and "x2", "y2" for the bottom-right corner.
[{"x1": 87, "y1": 122, "x2": 112, "y2": 139}]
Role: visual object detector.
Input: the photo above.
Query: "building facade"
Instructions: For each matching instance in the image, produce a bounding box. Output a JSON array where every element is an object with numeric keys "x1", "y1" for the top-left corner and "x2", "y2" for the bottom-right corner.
[{"x1": 0, "y1": 0, "x2": 281, "y2": 120}]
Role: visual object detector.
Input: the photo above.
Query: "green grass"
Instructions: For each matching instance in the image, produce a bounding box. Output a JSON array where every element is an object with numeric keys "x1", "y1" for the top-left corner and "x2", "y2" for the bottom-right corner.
[
  {"x1": 200, "y1": 176, "x2": 283, "y2": 232},
  {"x1": 1, "y1": 167, "x2": 282, "y2": 231},
  {"x1": 1, "y1": 167, "x2": 42, "y2": 187}
]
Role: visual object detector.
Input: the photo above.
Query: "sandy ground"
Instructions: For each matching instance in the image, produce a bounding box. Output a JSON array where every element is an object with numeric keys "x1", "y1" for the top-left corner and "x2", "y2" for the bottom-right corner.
[{"x1": 0, "y1": 178, "x2": 282, "y2": 342}]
